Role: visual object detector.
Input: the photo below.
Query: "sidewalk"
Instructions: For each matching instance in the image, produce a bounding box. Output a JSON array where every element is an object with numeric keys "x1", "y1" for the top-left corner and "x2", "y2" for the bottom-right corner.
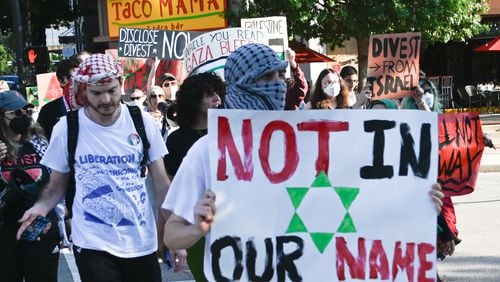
[{"x1": 480, "y1": 114, "x2": 500, "y2": 172}]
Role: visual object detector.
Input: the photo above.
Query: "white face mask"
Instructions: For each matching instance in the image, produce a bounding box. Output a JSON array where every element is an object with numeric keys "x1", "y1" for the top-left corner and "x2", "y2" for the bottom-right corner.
[
  {"x1": 423, "y1": 92, "x2": 434, "y2": 108},
  {"x1": 128, "y1": 97, "x2": 145, "y2": 107},
  {"x1": 323, "y1": 82, "x2": 341, "y2": 97}
]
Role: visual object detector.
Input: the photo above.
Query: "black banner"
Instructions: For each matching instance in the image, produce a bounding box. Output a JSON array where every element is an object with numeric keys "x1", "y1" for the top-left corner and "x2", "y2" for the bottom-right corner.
[{"x1": 118, "y1": 27, "x2": 202, "y2": 60}]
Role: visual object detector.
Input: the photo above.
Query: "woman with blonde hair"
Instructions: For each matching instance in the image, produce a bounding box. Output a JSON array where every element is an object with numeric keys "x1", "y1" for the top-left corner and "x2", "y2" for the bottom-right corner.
[{"x1": 304, "y1": 68, "x2": 350, "y2": 109}]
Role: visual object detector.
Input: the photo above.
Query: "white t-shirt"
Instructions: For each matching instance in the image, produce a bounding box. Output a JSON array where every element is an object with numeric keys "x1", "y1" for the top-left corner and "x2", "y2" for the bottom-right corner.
[
  {"x1": 162, "y1": 136, "x2": 210, "y2": 224},
  {"x1": 161, "y1": 135, "x2": 211, "y2": 277},
  {"x1": 42, "y1": 104, "x2": 167, "y2": 258}
]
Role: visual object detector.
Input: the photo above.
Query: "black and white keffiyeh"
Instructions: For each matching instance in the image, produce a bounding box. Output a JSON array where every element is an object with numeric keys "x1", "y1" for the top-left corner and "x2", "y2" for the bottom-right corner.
[{"x1": 224, "y1": 43, "x2": 288, "y2": 110}]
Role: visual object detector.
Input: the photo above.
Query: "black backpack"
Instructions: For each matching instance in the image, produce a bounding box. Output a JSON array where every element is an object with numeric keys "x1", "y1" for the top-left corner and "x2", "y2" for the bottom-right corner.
[{"x1": 65, "y1": 105, "x2": 150, "y2": 214}]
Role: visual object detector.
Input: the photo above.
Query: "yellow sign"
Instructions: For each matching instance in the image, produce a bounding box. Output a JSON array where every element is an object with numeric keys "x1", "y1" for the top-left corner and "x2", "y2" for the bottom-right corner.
[{"x1": 106, "y1": 0, "x2": 227, "y2": 38}]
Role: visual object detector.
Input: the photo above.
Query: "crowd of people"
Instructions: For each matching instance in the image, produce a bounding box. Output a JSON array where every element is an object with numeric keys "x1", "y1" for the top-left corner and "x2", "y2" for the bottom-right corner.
[{"x1": 0, "y1": 43, "x2": 481, "y2": 282}]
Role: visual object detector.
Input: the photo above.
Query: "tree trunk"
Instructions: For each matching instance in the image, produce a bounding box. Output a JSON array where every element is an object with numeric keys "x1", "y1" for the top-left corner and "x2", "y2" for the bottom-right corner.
[{"x1": 356, "y1": 36, "x2": 369, "y2": 90}]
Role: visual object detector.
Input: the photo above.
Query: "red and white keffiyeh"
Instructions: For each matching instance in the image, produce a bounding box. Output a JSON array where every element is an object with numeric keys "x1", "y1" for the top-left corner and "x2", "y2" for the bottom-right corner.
[{"x1": 68, "y1": 54, "x2": 122, "y2": 110}]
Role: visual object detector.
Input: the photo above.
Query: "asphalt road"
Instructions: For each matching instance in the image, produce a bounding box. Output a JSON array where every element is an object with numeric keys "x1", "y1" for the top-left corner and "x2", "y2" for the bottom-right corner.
[{"x1": 437, "y1": 172, "x2": 500, "y2": 281}]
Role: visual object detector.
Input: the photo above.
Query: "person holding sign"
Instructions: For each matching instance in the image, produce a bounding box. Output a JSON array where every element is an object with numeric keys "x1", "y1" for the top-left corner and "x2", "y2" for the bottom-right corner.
[
  {"x1": 162, "y1": 43, "x2": 288, "y2": 279},
  {"x1": 304, "y1": 68, "x2": 350, "y2": 109},
  {"x1": 400, "y1": 74, "x2": 442, "y2": 113},
  {"x1": 162, "y1": 43, "x2": 445, "y2": 280},
  {"x1": 284, "y1": 48, "x2": 308, "y2": 110}
]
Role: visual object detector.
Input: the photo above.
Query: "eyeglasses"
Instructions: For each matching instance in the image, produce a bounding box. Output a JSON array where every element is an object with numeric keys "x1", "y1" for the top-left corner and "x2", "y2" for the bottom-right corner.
[
  {"x1": 130, "y1": 97, "x2": 142, "y2": 101},
  {"x1": 150, "y1": 94, "x2": 165, "y2": 99},
  {"x1": 162, "y1": 81, "x2": 177, "y2": 87},
  {"x1": 5, "y1": 108, "x2": 34, "y2": 118}
]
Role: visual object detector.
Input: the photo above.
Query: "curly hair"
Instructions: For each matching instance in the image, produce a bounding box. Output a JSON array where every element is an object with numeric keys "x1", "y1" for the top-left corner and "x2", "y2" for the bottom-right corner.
[
  {"x1": 310, "y1": 68, "x2": 349, "y2": 109},
  {"x1": 176, "y1": 72, "x2": 225, "y2": 128},
  {"x1": 0, "y1": 107, "x2": 46, "y2": 161}
]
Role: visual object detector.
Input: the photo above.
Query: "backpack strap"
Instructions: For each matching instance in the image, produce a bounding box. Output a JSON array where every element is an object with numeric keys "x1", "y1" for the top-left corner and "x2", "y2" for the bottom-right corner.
[
  {"x1": 67, "y1": 110, "x2": 79, "y2": 172},
  {"x1": 127, "y1": 105, "x2": 150, "y2": 177}
]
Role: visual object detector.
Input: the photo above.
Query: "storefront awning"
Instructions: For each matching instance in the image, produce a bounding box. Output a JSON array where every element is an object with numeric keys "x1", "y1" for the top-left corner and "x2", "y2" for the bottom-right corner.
[
  {"x1": 473, "y1": 36, "x2": 500, "y2": 52},
  {"x1": 289, "y1": 41, "x2": 336, "y2": 63}
]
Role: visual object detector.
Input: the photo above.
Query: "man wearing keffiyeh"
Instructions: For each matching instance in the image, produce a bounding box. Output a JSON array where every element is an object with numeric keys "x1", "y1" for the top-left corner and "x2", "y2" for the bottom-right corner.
[
  {"x1": 18, "y1": 54, "x2": 185, "y2": 281},
  {"x1": 161, "y1": 43, "x2": 290, "y2": 281}
]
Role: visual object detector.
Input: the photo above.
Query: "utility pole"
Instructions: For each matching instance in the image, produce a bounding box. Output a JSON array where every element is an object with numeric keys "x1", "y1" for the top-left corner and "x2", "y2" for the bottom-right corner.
[{"x1": 10, "y1": 0, "x2": 25, "y2": 97}]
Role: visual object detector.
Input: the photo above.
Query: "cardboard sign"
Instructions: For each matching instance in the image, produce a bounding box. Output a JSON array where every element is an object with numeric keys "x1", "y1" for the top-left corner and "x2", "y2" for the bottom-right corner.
[
  {"x1": 438, "y1": 112, "x2": 484, "y2": 196},
  {"x1": 241, "y1": 16, "x2": 288, "y2": 58},
  {"x1": 106, "y1": 0, "x2": 227, "y2": 38},
  {"x1": 183, "y1": 28, "x2": 268, "y2": 77},
  {"x1": 368, "y1": 33, "x2": 421, "y2": 100},
  {"x1": 241, "y1": 16, "x2": 289, "y2": 77},
  {"x1": 36, "y1": 72, "x2": 62, "y2": 106},
  {"x1": 118, "y1": 27, "x2": 202, "y2": 59},
  {"x1": 207, "y1": 109, "x2": 438, "y2": 281}
]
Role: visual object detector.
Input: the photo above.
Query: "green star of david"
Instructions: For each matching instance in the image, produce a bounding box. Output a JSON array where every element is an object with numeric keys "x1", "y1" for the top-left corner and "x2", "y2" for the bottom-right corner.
[{"x1": 285, "y1": 171, "x2": 359, "y2": 253}]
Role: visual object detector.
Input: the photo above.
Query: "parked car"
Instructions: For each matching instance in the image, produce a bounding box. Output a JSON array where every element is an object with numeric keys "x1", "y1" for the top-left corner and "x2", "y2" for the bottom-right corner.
[{"x1": 0, "y1": 75, "x2": 20, "y2": 91}]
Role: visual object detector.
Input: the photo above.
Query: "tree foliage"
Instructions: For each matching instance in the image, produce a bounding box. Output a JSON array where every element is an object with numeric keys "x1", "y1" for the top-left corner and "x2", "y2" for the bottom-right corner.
[
  {"x1": 0, "y1": 43, "x2": 15, "y2": 75},
  {"x1": 232, "y1": 0, "x2": 490, "y2": 82},
  {"x1": 0, "y1": 0, "x2": 73, "y2": 44}
]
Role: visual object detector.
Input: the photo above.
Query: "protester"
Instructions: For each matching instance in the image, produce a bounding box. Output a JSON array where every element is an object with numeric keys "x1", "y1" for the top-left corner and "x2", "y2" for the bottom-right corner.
[
  {"x1": 284, "y1": 48, "x2": 308, "y2": 110},
  {"x1": 158, "y1": 73, "x2": 178, "y2": 101},
  {"x1": 17, "y1": 54, "x2": 182, "y2": 281},
  {"x1": 367, "y1": 99, "x2": 399, "y2": 109},
  {"x1": 304, "y1": 68, "x2": 350, "y2": 109},
  {"x1": 340, "y1": 65, "x2": 372, "y2": 108},
  {"x1": 0, "y1": 90, "x2": 60, "y2": 281},
  {"x1": 162, "y1": 44, "x2": 444, "y2": 280},
  {"x1": 164, "y1": 72, "x2": 224, "y2": 178},
  {"x1": 128, "y1": 88, "x2": 147, "y2": 109},
  {"x1": 400, "y1": 76, "x2": 442, "y2": 112},
  {"x1": 37, "y1": 56, "x2": 82, "y2": 140},
  {"x1": 146, "y1": 85, "x2": 169, "y2": 141},
  {"x1": 163, "y1": 71, "x2": 224, "y2": 281}
]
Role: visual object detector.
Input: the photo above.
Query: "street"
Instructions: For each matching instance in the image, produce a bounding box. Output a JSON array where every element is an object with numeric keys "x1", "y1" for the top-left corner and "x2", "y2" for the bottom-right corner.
[{"x1": 437, "y1": 172, "x2": 500, "y2": 281}]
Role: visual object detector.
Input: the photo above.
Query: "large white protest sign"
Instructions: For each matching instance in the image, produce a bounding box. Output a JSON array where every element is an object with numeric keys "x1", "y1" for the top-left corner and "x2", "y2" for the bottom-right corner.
[
  {"x1": 183, "y1": 28, "x2": 268, "y2": 77},
  {"x1": 207, "y1": 109, "x2": 438, "y2": 281}
]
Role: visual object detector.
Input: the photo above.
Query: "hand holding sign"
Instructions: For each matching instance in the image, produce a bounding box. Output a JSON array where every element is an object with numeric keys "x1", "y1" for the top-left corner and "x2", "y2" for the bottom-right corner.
[
  {"x1": 285, "y1": 48, "x2": 297, "y2": 69},
  {"x1": 357, "y1": 82, "x2": 373, "y2": 104},
  {"x1": 194, "y1": 189, "x2": 216, "y2": 235}
]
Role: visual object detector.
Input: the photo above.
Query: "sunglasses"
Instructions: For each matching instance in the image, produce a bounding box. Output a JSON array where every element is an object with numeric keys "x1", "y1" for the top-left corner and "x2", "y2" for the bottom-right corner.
[
  {"x1": 130, "y1": 97, "x2": 142, "y2": 101},
  {"x1": 162, "y1": 81, "x2": 177, "y2": 87},
  {"x1": 150, "y1": 94, "x2": 165, "y2": 99},
  {"x1": 5, "y1": 108, "x2": 34, "y2": 118}
]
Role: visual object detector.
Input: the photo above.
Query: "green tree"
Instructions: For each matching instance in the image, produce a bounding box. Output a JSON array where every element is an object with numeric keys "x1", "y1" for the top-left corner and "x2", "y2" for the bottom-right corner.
[
  {"x1": 0, "y1": 43, "x2": 15, "y2": 75},
  {"x1": 233, "y1": 0, "x2": 490, "y2": 84}
]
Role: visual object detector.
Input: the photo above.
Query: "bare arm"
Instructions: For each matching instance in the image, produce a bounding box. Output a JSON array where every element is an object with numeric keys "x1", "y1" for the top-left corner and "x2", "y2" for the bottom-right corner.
[
  {"x1": 164, "y1": 189, "x2": 216, "y2": 250},
  {"x1": 17, "y1": 170, "x2": 70, "y2": 239},
  {"x1": 148, "y1": 158, "x2": 170, "y2": 219}
]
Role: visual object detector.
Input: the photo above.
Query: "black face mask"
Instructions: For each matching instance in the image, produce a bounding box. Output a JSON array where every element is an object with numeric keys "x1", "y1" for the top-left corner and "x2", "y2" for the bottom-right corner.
[{"x1": 9, "y1": 115, "x2": 32, "y2": 135}]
